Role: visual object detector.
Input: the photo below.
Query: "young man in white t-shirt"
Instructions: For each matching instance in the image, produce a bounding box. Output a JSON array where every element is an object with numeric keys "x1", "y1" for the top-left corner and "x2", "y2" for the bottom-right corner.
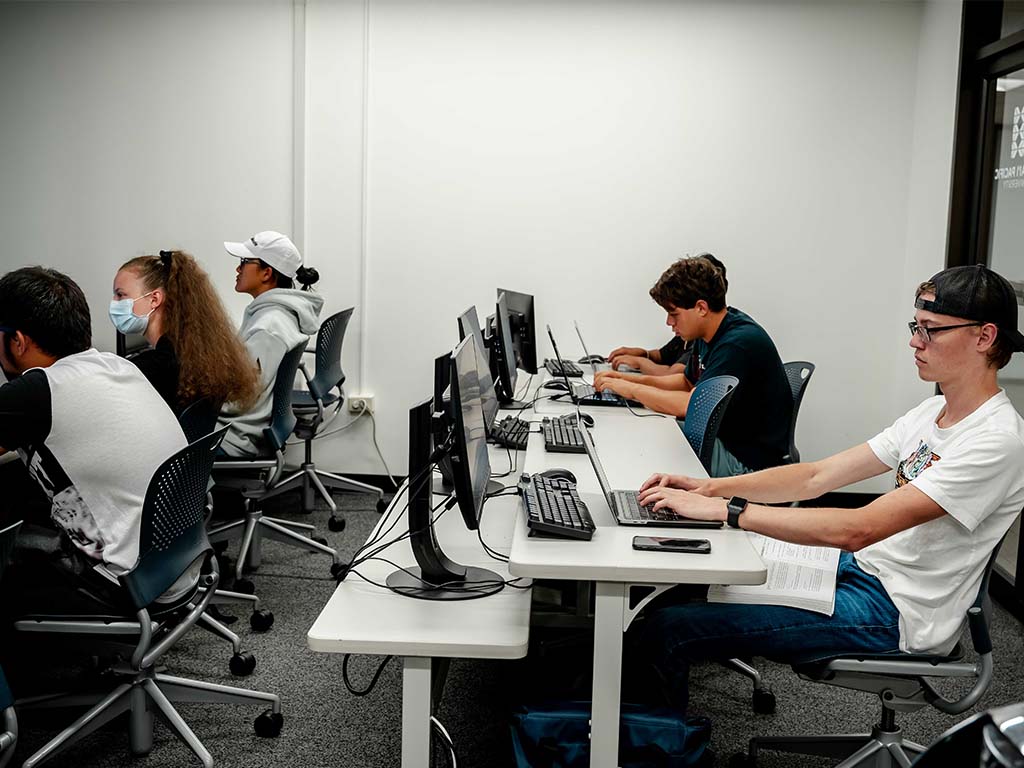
[
  {"x1": 0, "y1": 267, "x2": 186, "y2": 615},
  {"x1": 633, "y1": 264, "x2": 1024, "y2": 712}
]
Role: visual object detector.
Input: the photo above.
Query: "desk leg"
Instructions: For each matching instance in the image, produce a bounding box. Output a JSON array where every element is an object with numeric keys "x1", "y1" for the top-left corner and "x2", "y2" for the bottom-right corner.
[
  {"x1": 590, "y1": 580, "x2": 625, "y2": 768},
  {"x1": 401, "y1": 657, "x2": 431, "y2": 768}
]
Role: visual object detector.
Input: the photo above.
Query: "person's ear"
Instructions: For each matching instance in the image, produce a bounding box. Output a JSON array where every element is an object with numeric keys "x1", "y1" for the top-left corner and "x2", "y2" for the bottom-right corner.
[
  {"x1": 694, "y1": 299, "x2": 709, "y2": 317},
  {"x1": 977, "y1": 322, "x2": 998, "y2": 352}
]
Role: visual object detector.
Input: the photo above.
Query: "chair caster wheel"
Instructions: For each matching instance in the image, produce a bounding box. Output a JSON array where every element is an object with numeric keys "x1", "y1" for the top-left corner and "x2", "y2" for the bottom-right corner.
[
  {"x1": 376, "y1": 498, "x2": 387, "y2": 515},
  {"x1": 728, "y1": 751, "x2": 755, "y2": 767},
  {"x1": 312, "y1": 535, "x2": 329, "y2": 546},
  {"x1": 250, "y1": 609, "x2": 275, "y2": 632},
  {"x1": 330, "y1": 562, "x2": 348, "y2": 579},
  {"x1": 327, "y1": 516, "x2": 346, "y2": 532},
  {"x1": 752, "y1": 688, "x2": 776, "y2": 714},
  {"x1": 255, "y1": 710, "x2": 283, "y2": 738},
  {"x1": 229, "y1": 651, "x2": 256, "y2": 677},
  {"x1": 234, "y1": 578, "x2": 256, "y2": 595}
]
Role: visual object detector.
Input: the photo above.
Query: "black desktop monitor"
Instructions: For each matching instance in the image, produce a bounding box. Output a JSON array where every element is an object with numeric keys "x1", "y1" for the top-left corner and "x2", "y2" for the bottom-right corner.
[
  {"x1": 456, "y1": 306, "x2": 499, "y2": 429},
  {"x1": 116, "y1": 330, "x2": 149, "y2": 358},
  {"x1": 432, "y1": 352, "x2": 457, "y2": 493},
  {"x1": 385, "y1": 338, "x2": 503, "y2": 601},
  {"x1": 448, "y1": 335, "x2": 491, "y2": 532},
  {"x1": 497, "y1": 288, "x2": 537, "y2": 375},
  {"x1": 492, "y1": 292, "x2": 528, "y2": 407}
]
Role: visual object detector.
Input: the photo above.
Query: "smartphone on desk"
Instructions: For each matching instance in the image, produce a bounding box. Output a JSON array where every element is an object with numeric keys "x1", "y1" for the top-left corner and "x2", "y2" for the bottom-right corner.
[{"x1": 632, "y1": 536, "x2": 711, "y2": 554}]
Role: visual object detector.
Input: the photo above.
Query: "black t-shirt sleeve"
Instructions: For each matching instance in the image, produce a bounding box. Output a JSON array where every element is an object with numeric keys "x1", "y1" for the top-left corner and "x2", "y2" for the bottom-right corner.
[
  {"x1": 700, "y1": 338, "x2": 754, "y2": 383},
  {"x1": 0, "y1": 369, "x2": 52, "y2": 451},
  {"x1": 659, "y1": 336, "x2": 685, "y2": 366},
  {"x1": 129, "y1": 338, "x2": 180, "y2": 412}
]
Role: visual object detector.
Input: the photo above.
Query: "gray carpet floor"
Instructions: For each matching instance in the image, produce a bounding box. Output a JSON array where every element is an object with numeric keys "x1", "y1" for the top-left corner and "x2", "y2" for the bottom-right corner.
[{"x1": 8, "y1": 489, "x2": 1024, "y2": 767}]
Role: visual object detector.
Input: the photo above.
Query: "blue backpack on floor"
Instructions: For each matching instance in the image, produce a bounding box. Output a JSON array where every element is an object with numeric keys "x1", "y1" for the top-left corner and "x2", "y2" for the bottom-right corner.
[{"x1": 510, "y1": 701, "x2": 712, "y2": 768}]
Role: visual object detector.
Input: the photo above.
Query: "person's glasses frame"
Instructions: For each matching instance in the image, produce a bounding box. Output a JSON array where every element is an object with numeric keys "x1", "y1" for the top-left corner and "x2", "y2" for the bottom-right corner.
[
  {"x1": 238, "y1": 257, "x2": 262, "y2": 268},
  {"x1": 907, "y1": 320, "x2": 983, "y2": 343}
]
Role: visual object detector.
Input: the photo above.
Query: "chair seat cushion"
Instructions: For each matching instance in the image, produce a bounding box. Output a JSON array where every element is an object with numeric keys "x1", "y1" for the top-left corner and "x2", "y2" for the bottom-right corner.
[
  {"x1": 291, "y1": 390, "x2": 339, "y2": 411},
  {"x1": 0, "y1": 666, "x2": 11, "y2": 710},
  {"x1": 15, "y1": 582, "x2": 199, "y2": 625},
  {"x1": 793, "y1": 643, "x2": 965, "y2": 678}
]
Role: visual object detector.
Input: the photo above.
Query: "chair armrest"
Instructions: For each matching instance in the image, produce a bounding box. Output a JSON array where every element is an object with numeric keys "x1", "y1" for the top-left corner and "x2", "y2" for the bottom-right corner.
[{"x1": 213, "y1": 460, "x2": 277, "y2": 471}]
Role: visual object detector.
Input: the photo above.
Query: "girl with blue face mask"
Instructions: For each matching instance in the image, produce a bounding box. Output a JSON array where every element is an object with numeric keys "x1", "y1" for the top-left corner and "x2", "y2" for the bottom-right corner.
[{"x1": 110, "y1": 251, "x2": 259, "y2": 415}]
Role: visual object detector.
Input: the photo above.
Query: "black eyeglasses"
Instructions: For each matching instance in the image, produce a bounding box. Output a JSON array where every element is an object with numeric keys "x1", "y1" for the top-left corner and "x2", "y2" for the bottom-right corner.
[
  {"x1": 238, "y1": 257, "x2": 261, "y2": 268},
  {"x1": 907, "y1": 321, "x2": 982, "y2": 343}
]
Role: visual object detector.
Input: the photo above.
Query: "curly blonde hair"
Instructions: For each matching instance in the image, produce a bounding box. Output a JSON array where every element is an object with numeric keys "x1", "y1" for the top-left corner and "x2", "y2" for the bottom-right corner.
[{"x1": 120, "y1": 251, "x2": 260, "y2": 410}]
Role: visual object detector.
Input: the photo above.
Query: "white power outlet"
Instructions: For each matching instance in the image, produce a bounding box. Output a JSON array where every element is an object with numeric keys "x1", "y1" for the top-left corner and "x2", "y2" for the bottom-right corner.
[{"x1": 349, "y1": 395, "x2": 374, "y2": 414}]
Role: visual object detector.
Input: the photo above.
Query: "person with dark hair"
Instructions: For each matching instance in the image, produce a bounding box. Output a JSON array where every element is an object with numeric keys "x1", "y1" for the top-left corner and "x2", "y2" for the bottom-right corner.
[
  {"x1": 634, "y1": 265, "x2": 1024, "y2": 714},
  {"x1": 110, "y1": 249, "x2": 260, "y2": 415},
  {"x1": 595, "y1": 255, "x2": 792, "y2": 476},
  {"x1": 607, "y1": 254, "x2": 727, "y2": 375},
  {"x1": 0, "y1": 267, "x2": 187, "y2": 614},
  {"x1": 219, "y1": 231, "x2": 323, "y2": 457}
]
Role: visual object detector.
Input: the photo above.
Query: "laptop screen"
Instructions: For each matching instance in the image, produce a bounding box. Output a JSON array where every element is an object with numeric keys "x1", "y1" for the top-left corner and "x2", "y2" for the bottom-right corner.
[
  {"x1": 545, "y1": 325, "x2": 579, "y2": 401},
  {"x1": 579, "y1": 425, "x2": 616, "y2": 506}
]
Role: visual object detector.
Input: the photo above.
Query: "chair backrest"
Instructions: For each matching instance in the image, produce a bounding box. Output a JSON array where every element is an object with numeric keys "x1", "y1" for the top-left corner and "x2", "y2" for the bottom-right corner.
[
  {"x1": 782, "y1": 361, "x2": 815, "y2": 463},
  {"x1": 121, "y1": 427, "x2": 228, "y2": 610},
  {"x1": 682, "y1": 375, "x2": 739, "y2": 473},
  {"x1": 307, "y1": 308, "x2": 355, "y2": 402},
  {"x1": 0, "y1": 521, "x2": 19, "y2": 713},
  {"x1": 263, "y1": 342, "x2": 307, "y2": 453},
  {"x1": 177, "y1": 396, "x2": 221, "y2": 444}
]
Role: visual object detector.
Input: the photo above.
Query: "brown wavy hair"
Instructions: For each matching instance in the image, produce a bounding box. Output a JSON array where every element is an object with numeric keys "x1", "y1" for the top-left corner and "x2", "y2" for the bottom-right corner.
[
  {"x1": 119, "y1": 251, "x2": 260, "y2": 410},
  {"x1": 650, "y1": 255, "x2": 728, "y2": 312}
]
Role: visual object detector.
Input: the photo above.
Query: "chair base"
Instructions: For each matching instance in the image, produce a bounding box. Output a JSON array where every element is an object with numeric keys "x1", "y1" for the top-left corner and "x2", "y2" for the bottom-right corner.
[
  {"x1": 269, "y1": 461, "x2": 383, "y2": 516},
  {"x1": 208, "y1": 508, "x2": 339, "y2": 583},
  {"x1": 0, "y1": 707, "x2": 17, "y2": 768},
  {"x1": 17, "y1": 669, "x2": 281, "y2": 768},
  {"x1": 745, "y1": 724, "x2": 927, "y2": 767},
  {"x1": 720, "y1": 657, "x2": 776, "y2": 714}
]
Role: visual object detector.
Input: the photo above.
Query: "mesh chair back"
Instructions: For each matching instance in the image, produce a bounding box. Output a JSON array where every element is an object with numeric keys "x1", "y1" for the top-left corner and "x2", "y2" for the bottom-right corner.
[
  {"x1": 683, "y1": 375, "x2": 739, "y2": 473},
  {"x1": 121, "y1": 427, "x2": 228, "y2": 610},
  {"x1": 782, "y1": 361, "x2": 815, "y2": 463},
  {"x1": 177, "y1": 397, "x2": 221, "y2": 444},
  {"x1": 263, "y1": 343, "x2": 306, "y2": 453},
  {"x1": 308, "y1": 308, "x2": 355, "y2": 402},
  {"x1": 0, "y1": 521, "x2": 18, "y2": 711}
]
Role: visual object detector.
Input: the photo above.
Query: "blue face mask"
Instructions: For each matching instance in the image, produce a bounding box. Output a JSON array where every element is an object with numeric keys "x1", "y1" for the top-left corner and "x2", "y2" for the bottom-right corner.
[{"x1": 108, "y1": 291, "x2": 155, "y2": 336}]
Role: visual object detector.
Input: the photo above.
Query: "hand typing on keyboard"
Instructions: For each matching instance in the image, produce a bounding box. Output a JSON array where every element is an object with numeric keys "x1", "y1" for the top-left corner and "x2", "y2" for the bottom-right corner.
[
  {"x1": 639, "y1": 473, "x2": 710, "y2": 495},
  {"x1": 593, "y1": 370, "x2": 638, "y2": 400},
  {"x1": 636, "y1": 485, "x2": 728, "y2": 522}
]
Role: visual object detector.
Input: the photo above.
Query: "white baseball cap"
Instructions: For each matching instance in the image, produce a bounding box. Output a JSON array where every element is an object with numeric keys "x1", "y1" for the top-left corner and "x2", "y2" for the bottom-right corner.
[{"x1": 224, "y1": 231, "x2": 302, "y2": 279}]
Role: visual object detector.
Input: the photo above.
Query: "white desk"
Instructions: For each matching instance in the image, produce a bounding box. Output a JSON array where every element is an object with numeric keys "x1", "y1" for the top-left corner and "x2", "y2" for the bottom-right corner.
[
  {"x1": 307, "y1": 446, "x2": 532, "y2": 768},
  {"x1": 509, "y1": 395, "x2": 767, "y2": 768}
]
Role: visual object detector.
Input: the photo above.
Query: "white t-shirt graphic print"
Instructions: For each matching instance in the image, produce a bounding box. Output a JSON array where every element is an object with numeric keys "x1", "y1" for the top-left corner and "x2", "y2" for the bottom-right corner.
[{"x1": 861, "y1": 391, "x2": 1024, "y2": 654}]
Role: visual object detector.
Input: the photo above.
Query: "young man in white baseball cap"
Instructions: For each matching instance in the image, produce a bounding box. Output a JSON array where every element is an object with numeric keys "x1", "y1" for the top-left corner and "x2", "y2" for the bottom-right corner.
[{"x1": 218, "y1": 230, "x2": 324, "y2": 457}]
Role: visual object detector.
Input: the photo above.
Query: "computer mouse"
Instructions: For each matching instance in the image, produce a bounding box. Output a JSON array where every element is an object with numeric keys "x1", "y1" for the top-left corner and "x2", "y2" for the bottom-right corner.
[
  {"x1": 542, "y1": 381, "x2": 569, "y2": 391},
  {"x1": 539, "y1": 468, "x2": 577, "y2": 484},
  {"x1": 578, "y1": 354, "x2": 607, "y2": 365},
  {"x1": 576, "y1": 413, "x2": 595, "y2": 428}
]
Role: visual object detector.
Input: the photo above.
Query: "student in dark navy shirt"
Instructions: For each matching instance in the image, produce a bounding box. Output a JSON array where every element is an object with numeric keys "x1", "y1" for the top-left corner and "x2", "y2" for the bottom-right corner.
[{"x1": 596, "y1": 256, "x2": 792, "y2": 475}]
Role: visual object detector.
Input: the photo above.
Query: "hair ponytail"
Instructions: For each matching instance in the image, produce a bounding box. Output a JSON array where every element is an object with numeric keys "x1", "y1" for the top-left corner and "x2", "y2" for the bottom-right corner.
[{"x1": 295, "y1": 265, "x2": 320, "y2": 291}]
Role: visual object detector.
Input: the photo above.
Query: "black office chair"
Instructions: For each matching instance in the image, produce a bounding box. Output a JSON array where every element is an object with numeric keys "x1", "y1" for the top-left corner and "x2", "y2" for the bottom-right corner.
[
  {"x1": 210, "y1": 342, "x2": 342, "y2": 594},
  {"x1": 274, "y1": 308, "x2": 386, "y2": 529},
  {"x1": 177, "y1": 399, "x2": 273, "y2": 672},
  {"x1": 680, "y1": 375, "x2": 739, "y2": 474},
  {"x1": 731, "y1": 540, "x2": 1005, "y2": 767},
  {"x1": 12, "y1": 428, "x2": 283, "y2": 768},
  {"x1": 782, "y1": 361, "x2": 815, "y2": 464},
  {"x1": 0, "y1": 520, "x2": 20, "y2": 768}
]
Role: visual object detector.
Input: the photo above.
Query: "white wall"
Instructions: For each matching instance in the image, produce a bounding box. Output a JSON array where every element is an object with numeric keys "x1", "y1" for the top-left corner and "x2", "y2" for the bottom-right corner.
[{"x1": 0, "y1": 0, "x2": 965, "y2": 493}]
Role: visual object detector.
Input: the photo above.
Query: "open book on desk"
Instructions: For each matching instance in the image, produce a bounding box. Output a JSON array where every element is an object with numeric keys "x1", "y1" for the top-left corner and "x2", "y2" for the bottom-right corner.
[{"x1": 707, "y1": 534, "x2": 841, "y2": 615}]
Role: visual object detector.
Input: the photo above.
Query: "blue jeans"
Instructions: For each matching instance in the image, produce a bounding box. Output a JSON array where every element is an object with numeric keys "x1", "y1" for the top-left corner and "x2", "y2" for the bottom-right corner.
[{"x1": 632, "y1": 552, "x2": 901, "y2": 711}]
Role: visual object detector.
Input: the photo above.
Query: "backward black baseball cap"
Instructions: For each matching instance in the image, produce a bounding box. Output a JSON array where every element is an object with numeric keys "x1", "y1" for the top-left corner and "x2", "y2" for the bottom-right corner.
[{"x1": 916, "y1": 265, "x2": 1024, "y2": 352}]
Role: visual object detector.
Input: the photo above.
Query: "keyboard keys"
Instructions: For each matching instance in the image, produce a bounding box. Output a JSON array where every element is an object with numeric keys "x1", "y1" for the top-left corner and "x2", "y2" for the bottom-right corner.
[
  {"x1": 542, "y1": 415, "x2": 585, "y2": 454},
  {"x1": 491, "y1": 415, "x2": 530, "y2": 450},
  {"x1": 545, "y1": 359, "x2": 583, "y2": 377},
  {"x1": 521, "y1": 474, "x2": 595, "y2": 541}
]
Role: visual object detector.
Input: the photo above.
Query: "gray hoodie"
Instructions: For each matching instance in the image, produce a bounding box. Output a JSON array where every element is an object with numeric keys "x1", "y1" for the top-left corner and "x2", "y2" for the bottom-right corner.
[{"x1": 218, "y1": 288, "x2": 325, "y2": 457}]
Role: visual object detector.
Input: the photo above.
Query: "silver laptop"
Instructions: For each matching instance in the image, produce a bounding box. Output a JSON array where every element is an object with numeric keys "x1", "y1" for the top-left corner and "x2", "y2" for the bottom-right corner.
[{"x1": 579, "y1": 426, "x2": 697, "y2": 526}]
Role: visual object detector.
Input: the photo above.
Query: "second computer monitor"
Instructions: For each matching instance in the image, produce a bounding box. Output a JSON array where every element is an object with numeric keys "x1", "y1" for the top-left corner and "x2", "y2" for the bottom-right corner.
[
  {"x1": 449, "y1": 335, "x2": 492, "y2": 531},
  {"x1": 498, "y1": 288, "x2": 538, "y2": 375},
  {"x1": 456, "y1": 306, "x2": 499, "y2": 428},
  {"x1": 492, "y1": 291, "x2": 519, "y2": 405}
]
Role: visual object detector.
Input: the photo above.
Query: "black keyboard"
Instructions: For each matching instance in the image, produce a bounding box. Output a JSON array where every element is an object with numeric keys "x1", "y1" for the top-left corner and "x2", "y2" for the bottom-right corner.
[
  {"x1": 520, "y1": 474, "x2": 595, "y2": 540},
  {"x1": 490, "y1": 415, "x2": 530, "y2": 450},
  {"x1": 542, "y1": 415, "x2": 584, "y2": 454},
  {"x1": 574, "y1": 385, "x2": 634, "y2": 407},
  {"x1": 545, "y1": 358, "x2": 583, "y2": 377}
]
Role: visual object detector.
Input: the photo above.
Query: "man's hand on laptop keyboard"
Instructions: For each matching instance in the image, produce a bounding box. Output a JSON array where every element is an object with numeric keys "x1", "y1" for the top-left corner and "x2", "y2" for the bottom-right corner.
[
  {"x1": 639, "y1": 473, "x2": 710, "y2": 494},
  {"x1": 594, "y1": 370, "x2": 636, "y2": 398},
  {"x1": 636, "y1": 485, "x2": 727, "y2": 521}
]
